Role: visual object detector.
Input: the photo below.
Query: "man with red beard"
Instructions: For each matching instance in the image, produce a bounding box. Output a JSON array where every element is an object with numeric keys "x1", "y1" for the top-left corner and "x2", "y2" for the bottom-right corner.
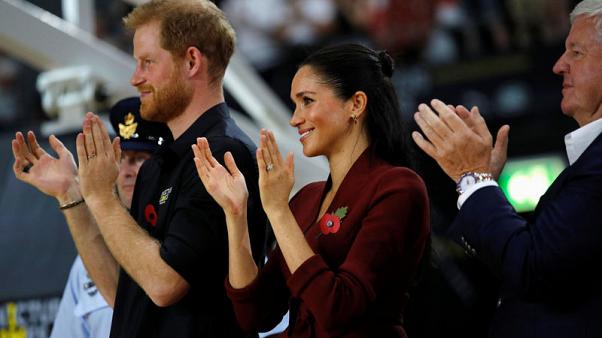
[{"x1": 12, "y1": 1, "x2": 266, "y2": 338}]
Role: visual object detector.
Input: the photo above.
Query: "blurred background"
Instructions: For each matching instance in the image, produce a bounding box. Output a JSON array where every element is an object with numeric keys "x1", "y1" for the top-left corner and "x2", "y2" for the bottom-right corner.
[{"x1": 0, "y1": 0, "x2": 581, "y2": 337}]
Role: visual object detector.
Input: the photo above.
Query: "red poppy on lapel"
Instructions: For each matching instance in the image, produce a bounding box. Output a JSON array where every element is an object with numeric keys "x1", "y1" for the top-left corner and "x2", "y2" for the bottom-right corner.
[{"x1": 318, "y1": 206, "x2": 348, "y2": 235}]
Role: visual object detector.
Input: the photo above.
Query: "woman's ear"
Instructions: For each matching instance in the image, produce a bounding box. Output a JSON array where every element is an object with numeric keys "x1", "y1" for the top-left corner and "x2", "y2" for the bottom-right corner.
[{"x1": 349, "y1": 91, "x2": 367, "y2": 120}]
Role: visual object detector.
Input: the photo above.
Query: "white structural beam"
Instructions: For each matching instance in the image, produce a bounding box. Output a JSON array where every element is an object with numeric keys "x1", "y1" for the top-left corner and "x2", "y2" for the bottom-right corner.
[
  {"x1": 0, "y1": 0, "x2": 135, "y2": 134},
  {"x1": 0, "y1": 0, "x2": 137, "y2": 100},
  {"x1": 0, "y1": 0, "x2": 327, "y2": 187},
  {"x1": 62, "y1": 0, "x2": 95, "y2": 33},
  {"x1": 0, "y1": 0, "x2": 293, "y2": 133},
  {"x1": 225, "y1": 53, "x2": 292, "y2": 132}
]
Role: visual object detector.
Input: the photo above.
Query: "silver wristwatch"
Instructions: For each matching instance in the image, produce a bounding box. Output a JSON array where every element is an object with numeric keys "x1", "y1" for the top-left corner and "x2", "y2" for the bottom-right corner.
[{"x1": 456, "y1": 172, "x2": 493, "y2": 194}]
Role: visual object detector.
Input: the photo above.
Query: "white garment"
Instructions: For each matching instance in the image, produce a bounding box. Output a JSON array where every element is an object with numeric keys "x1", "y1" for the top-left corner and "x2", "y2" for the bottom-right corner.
[
  {"x1": 222, "y1": 0, "x2": 336, "y2": 69},
  {"x1": 457, "y1": 180, "x2": 499, "y2": 209},
  {"x1": 50, "y1": 256, "x2": 112, "y2": 338},
  {"x1": 564, "y1": 117, "x2": 602, "y2": 165},
  {"x1": 222, "y1": 0, "x2": 288, "y2": 70}
]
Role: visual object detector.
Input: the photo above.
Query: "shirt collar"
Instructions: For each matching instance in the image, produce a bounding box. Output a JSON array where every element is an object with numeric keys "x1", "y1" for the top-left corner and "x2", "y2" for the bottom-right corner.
[
  {"x1": 564, "y1": 117, "x2": 602, "y2": 165},
  {"x1": 161, "y1": 103, "x2": 229, "y2": 159}
]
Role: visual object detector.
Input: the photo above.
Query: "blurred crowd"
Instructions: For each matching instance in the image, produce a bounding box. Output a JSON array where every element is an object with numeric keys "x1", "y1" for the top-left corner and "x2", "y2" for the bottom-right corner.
[
  {"x1": 219, "y1": 0, "x2": 571, "y2": 66},
  {"x1": 0, "y1": 0, "x2": 577, "y2": 131},
  {"x1": 217, "y1": 0, "x2": 573, "y2": 108}
]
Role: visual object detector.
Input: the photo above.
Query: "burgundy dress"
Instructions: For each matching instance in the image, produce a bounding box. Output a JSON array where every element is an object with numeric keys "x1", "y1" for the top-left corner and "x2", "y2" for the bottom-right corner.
[{"x1": 227, "y1": 150, "x2": 430, "y2": 337}]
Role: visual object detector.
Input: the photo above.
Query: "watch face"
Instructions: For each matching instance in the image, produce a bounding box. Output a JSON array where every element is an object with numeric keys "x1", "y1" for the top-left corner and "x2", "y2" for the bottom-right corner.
[{"x1": 460, "y1": 174, "x2": 477, "y2": 191}]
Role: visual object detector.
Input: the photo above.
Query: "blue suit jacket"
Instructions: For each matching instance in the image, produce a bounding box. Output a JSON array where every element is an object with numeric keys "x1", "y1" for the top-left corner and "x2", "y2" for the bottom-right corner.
[{"x1": 449, "y1": 133, "x2": 602, "y2": 338}]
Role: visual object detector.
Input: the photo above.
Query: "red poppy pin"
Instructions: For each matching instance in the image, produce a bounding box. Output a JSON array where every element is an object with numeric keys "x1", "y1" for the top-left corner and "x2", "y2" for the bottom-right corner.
[
  {"x1": 319, "y1": 206, "x2": 348, "y2": 236},
  {"x1": 144, "y1": 203, "x2": 158, "y2": 227}
]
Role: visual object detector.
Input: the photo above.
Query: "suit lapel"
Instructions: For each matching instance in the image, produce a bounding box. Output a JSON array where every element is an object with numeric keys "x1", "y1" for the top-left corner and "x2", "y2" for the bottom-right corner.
[
  {"x1": 533, "y1": 166, "x2": 572, "y2": 216},
  {"x1": 533, "y1": 132, "x2": 602, "y2": 216}
]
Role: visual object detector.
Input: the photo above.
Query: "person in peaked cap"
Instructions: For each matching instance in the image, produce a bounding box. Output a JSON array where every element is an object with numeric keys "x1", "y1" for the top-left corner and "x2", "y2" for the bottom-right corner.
[
  {"x1": 109, "y1": 97, "x2": 172, "y2": 207},
  {"x1": 49, "y1": 97, "x2": 170, "y2": 338},
  {"x1": 109, "y1": 96, "x2": 171, "y2": 152}
]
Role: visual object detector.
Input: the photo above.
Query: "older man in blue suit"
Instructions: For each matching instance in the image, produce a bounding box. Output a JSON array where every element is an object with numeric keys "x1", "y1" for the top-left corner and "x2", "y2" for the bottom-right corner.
[{"x1": 412, "y1": 1, "x2": 602, "y2": 337}]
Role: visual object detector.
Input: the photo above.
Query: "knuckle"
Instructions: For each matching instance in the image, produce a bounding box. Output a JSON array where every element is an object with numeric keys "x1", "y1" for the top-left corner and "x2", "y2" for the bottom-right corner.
[{"x1": 456, "y1": 130, "x2": 470, "y2": 140}]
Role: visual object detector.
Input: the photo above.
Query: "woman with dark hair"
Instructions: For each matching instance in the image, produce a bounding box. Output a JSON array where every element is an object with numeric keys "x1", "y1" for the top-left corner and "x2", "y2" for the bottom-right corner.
[{"x1": 192, "y1": 43, "x2": 430, "y2": 337}]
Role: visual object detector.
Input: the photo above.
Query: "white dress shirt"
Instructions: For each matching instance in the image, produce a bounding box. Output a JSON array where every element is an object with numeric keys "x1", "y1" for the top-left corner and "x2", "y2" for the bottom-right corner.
[{"x1": 564, "y1": 117, "x2": 602, "y2": 165}]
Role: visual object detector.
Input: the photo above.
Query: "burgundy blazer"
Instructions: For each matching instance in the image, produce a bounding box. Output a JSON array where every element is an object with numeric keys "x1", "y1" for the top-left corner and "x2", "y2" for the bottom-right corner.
[{"x1": 227, "y1": 151, "x2": 430, "y2": 337}]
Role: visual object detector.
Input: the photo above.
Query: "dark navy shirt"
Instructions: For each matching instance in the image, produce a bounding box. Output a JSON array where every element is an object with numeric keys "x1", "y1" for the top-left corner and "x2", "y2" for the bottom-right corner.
[{"x1": 110, "y1": 103, "x2": 267, "y2": 338}]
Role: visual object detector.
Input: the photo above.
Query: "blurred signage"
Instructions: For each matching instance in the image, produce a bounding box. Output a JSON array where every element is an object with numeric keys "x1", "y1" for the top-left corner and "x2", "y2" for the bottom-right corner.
[{"x1": 0, "y1": 298, "x2": 59, "y2": 338}]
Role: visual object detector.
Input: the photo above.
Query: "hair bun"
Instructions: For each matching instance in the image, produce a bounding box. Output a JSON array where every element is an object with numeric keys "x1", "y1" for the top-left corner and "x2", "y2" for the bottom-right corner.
[{"x1": 377, "y1": 51, "x2": 394, "y2": 78}]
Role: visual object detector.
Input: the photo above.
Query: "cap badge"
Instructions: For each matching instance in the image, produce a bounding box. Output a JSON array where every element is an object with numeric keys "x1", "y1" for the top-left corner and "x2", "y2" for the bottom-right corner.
[{"x1": 119, "y1": 112, "x2": 138, "y2": 139}]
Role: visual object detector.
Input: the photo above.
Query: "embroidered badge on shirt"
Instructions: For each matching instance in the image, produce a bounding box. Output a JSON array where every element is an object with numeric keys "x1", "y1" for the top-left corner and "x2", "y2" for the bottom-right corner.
[
  {"x1": 318, "y1": 206, "x2": 348, "y2": 236},
  {"x1": 159, "y1": 187, "x2": 172, "y2": 205}
]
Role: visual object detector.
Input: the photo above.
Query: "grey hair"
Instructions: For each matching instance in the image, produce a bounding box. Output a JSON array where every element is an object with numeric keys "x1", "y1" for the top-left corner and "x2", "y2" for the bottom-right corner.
[{"x1": 570, "y1": 0, "x2": 602, "y2": 40}]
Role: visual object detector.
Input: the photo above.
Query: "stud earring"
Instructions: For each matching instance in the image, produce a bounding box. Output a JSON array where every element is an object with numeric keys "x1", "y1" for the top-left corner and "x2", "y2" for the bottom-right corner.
[{"x1": 351, "y1": 114, "x2": 358, "y2": 124}]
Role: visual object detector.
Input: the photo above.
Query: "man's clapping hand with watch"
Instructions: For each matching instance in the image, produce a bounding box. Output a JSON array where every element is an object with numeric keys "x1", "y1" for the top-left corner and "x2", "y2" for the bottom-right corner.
[{"x1": 411, "y1": 99, "x2": 510, "y2": 207}]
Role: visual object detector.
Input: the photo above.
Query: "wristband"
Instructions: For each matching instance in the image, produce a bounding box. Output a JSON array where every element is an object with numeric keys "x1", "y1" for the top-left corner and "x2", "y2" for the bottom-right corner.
[{"x1": 59, "y1": 198, "x2": 85, "y2": 210}]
